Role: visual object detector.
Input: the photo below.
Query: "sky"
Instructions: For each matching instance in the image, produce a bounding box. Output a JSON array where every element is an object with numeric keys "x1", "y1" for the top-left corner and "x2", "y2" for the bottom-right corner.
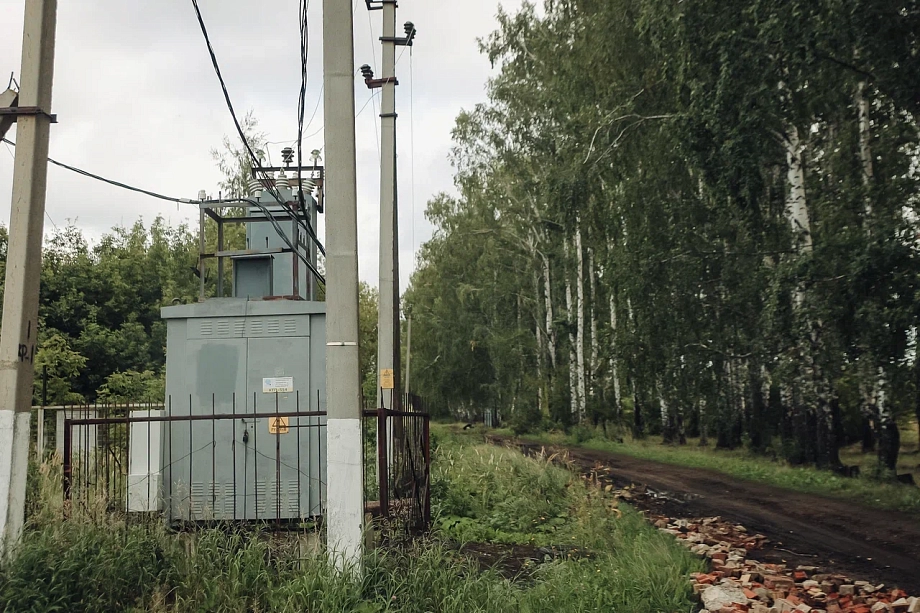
[{"x1": 0, "y1": 0, "x2": 526, "y2": 290}]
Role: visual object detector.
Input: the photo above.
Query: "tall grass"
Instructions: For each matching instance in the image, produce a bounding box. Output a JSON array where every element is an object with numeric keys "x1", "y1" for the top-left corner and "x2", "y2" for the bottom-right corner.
[{"x1": 0, "y1": 429, "x2": 703, "y2": 612}]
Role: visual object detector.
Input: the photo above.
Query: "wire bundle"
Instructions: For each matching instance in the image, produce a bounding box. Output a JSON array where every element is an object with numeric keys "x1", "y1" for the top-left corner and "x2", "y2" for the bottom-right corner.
[{"x1": 190, "y1": 0, "x2": 324, "y2": 283}]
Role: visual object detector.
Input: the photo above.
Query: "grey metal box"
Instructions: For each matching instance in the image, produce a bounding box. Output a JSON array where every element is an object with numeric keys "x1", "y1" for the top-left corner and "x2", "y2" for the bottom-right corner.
[{"x1": 160, "y1": 299, "x2": 326, "y2": 522}]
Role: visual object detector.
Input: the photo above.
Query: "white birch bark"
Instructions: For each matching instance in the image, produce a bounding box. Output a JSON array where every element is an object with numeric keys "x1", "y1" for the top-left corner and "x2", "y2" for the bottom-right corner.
[
  {"x1": 575, "y1": 217, "x2": 587, "y2": 422},
  {"x1": 856, "y1": 87, "x2": 892, "y2": 468},
  {"x1": 608, "y1": 292, "x2": 621, "y2": 415},
  {"x1": 784, "y1": 125, "x2": 812, "y2": 253},
  {"x1": 658, "y1": 380, "x2": 669, "y2": 436},
  {"x1": 588, "y1": 248, "x2": 599, "y2": 399},
  {"x1": 534, "y1": 268, "x2": 545, "y2": 416},
  {"x1": 564, "y1": 238, "x2": 579, "y2": 420},
  {"x1": 857, "y1": 82, "x2": 874, "y2": 190},
  {"x1": 543, "y1": 255, "x2": 556, "y2": 370}
]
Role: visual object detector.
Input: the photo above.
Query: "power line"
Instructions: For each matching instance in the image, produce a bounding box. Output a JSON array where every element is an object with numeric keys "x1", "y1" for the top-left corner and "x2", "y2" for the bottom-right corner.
[
  {"x1": 365, "y1": 5, "x2": 381, "y2": 158},
  {"x1": 190, "y1": 0, "x2": 326, "y2": 259},
  {"x1": 296, "y1": 0, "x2": 313, "y2": 248},
  {"x1": 2, "y1": 138, "x2": 58, "y2": 230},
  {"x1": 190, "y1": 0, "x2": 265, "y2": 186},
  {"x1": 299, "y1": 89, "x2": 380, "y2": 142},
  {"x1": 2, "y1": 137, "x2": 195, "y2": 206}
]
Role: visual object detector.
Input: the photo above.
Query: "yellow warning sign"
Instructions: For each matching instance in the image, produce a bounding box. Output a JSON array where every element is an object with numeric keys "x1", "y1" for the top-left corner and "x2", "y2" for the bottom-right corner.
[
  {"x1": 269, "y1": 416, "x2": 289, "y2": 434},
  {"x1": 380, "y1": 368, "x2": 395, "y2": 390}
]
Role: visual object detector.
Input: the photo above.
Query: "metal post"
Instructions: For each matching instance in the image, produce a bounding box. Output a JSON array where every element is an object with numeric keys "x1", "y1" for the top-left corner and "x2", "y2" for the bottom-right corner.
[
  {"x1": 422, "y1": 414, "x2": 430, "y2": 527},
  {"x1": 0, "y1": 0, "x2": 58, "y2": 557},
  {"x1": 323, "y1": 0, "x2": 365, "y2": 572},
  {"x1": 216, "y1": 215, "x2": 224, "y2": 297},
  {"x1": 376, "y1": 0, "x2": 400, "y2": 411},
  {"x1": 62, "y1": 417, "x2": 72, "y2": 502},
  {"x1": 36, "y1": 364, "x2": 47, "y2": 458},
  {"x1": 404, "y1": 313, "x2": 412, "y2": 395},
  {"x1": 198, "y1": 206, "x2": 206, "y2": 301},
  {"x1": 376, "y1": 406, "x2": 389, "y2": 518}
]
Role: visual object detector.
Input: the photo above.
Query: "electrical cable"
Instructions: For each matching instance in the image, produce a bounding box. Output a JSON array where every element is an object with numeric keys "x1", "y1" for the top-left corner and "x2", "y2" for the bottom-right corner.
[
  {"x1": 2, "y1": 138, "x2": 58, "y2": 229},
  {"x1": 190, "y1": 0, "x2": 326, "y2": 259},
  {"x1": 2, "y1": 137, "x2": 195, "y2": 205},
  {"x1": 296, "y1": 0, "x2": 314, "y2": 254},
  {"x1": 297, "y1": 88, "x2": 380, "y2": 142},
  {"x1": 3, "y1": 137, "x2": 323, "y2": 285},
  {"x1": 365, "y1": 5, "x2": 381, "y2": 158}
]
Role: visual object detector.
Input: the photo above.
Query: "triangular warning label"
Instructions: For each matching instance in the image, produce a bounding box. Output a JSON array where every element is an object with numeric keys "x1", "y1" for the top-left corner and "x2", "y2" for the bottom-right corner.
[{"x1": 269, "y1": 416, "x2": 289, "y2": 434}]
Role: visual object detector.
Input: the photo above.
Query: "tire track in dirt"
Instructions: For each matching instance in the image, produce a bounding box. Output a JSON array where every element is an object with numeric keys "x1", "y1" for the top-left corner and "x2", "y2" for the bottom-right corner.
[{"x1": 490, "y1": 436, "x2": 920, "y2": 593}]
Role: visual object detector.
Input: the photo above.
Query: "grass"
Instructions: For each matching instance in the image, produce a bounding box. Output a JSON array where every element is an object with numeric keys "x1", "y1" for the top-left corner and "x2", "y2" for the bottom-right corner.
[
  {"x1": 506, "y1": 421, "x2": 920, "y2": 516},
  {"x1": 0, "y1": 426, "x2": 704, "y2": 613}
]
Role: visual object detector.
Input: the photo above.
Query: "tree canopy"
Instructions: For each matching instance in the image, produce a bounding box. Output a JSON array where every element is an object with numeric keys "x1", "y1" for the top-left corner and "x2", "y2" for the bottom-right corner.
[{"x1": 405, "y1": 0, "x2": 920, "y2": 477}]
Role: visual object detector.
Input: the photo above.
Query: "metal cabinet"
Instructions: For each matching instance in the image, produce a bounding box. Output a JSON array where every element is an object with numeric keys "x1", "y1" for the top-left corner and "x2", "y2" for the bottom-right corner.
[{"x1": 159, "y1": 299, "x2": 326, "y2": 523}]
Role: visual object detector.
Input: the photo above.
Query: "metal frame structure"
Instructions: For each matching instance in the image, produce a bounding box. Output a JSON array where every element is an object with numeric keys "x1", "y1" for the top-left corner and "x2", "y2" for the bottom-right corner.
[{"x1": 197, "y1": 198, "x2": 313, "y2": 302}]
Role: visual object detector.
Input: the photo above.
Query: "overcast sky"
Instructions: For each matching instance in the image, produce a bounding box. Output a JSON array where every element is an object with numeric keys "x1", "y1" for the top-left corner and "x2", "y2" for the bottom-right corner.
[{"x1": 0, "y1": 0, "x2": 525, "y2": 290}]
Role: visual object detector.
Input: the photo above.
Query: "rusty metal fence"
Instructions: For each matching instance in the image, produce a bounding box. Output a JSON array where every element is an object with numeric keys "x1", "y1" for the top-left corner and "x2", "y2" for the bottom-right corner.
[
  {"x1": 56, "y1": 394, "x2": 430, "y2": 532},
  {"x1": 362, "y1": 393, "x2": 432, "y2": 533}
]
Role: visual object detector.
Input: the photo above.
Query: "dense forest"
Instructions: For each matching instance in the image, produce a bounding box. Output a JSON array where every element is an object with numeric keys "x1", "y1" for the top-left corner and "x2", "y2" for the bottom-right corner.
[{"x1": 404, "y1": 0, "x2": 920, "y2": 477}]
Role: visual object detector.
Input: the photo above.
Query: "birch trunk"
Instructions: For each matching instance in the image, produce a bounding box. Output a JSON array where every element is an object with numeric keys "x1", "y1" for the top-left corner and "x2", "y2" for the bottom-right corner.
[
  {"x1": 564, "y1": 238, "x2": 579, "y2": 420},
  {"x1": 784, "y1": 123, "x2": 838, "y2": 467},
  {"x1": 876, "y1": 367, "x2": 900, "y2": 472},
  {"x1": 698, "y1": 398, "x2": 708, "y2": 446},
  {"x1": 588, "y1": 249, "x2": 599, "y2": 400},
  {"x1": 575, "y1": 217, "x2": 586, "y2": 421},
  {"x1": 857, "y1": 82, "x2": 874, "y2": 189},
  {"x1": 658, "y1": 380, "x2": 671, "y2": 443},
  {"x1": 575, "y1": 217, "x2": 587, "y2": 422},
  {"x1": 533, "y1": 269, "x2": 545, "y2": 416},
  {"x1": 543, "y1": 255, "x2": 557, "y2": 371},
  {"x1": 856, "y1": 84, "x2": 899, "y2": 471},
  {"x1": 784, "y1": 125, "x2": 812, "y2": 253},
  {"x1": 608, "y1": 292, "x2": 621, "y2": 417}
]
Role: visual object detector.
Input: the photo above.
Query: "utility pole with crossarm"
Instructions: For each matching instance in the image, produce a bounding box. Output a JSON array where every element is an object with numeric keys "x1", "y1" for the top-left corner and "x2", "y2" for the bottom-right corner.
[{"x1": 0, "y1": 0, "x2": 58, "y2": 558}]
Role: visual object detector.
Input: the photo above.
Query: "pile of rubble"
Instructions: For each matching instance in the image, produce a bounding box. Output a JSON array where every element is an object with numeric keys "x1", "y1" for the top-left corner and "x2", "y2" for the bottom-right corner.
[{"x1": 652, "y1": 516, "x2": 920, "y2": 613}]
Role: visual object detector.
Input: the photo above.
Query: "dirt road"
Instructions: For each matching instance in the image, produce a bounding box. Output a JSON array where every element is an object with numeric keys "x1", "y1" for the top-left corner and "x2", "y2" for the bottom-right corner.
[{"x1": 497, "y1": 437, "x2": 920, "y2": 593}]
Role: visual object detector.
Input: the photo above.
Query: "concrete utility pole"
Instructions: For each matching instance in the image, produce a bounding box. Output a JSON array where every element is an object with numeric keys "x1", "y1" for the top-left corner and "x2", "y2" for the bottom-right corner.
[
  {"x1": 323, "y1": 0, "x2": 365, "y2": 572},
  {"x1": 376, "y1": 0, "x2": 400, "y2": 412},
  {"x1": 0, "y1": 0, "x2": 57, "y2": 558}
]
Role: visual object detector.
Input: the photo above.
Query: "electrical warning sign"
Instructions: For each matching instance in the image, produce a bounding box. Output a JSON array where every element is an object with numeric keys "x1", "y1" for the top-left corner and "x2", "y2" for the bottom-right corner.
[
  {"x1": 269, "y1": 416, "x2": 289, "y2": 434},
  {"x1": 380, "y1": 369, "x2": 395, "y2": 389}
]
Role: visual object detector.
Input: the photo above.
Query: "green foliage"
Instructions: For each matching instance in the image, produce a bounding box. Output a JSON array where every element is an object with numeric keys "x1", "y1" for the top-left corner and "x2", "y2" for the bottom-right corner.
[
  {"x1": 33, "y1": 333, "x2": 87, "y2": 405},
  {"x1": 209, "y1": 109, "x2": 267, "y2": 200},
  {"x1": 406, "y1": 0, "x2": 920, "y2": 477},
  {"x1": 432, "y1": 442, "x2": 574, "y2": 544},
  {"x1": 18, "y1": 218, "x2": 202, "y2": 402},
  {"x1": 4, "y1": 428, "x2": 704, "y2": 613},
  {"x1": 96, "y1": 370, "x2": 164, "y2": 404},
  {"x1": 359, "y1": 282, "x2": 379, "y2": 404}
]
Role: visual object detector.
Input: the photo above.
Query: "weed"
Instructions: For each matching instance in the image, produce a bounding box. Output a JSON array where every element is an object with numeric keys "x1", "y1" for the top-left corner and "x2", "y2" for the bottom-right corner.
[{"x1": 1, "y1": 425, "x2": 703, "y2": 612}]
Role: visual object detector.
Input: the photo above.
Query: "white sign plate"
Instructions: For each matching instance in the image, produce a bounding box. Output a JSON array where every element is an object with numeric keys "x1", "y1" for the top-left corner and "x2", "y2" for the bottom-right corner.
[{"x1": 262, "y1": 377, "x2": 294, "y2": 393}]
